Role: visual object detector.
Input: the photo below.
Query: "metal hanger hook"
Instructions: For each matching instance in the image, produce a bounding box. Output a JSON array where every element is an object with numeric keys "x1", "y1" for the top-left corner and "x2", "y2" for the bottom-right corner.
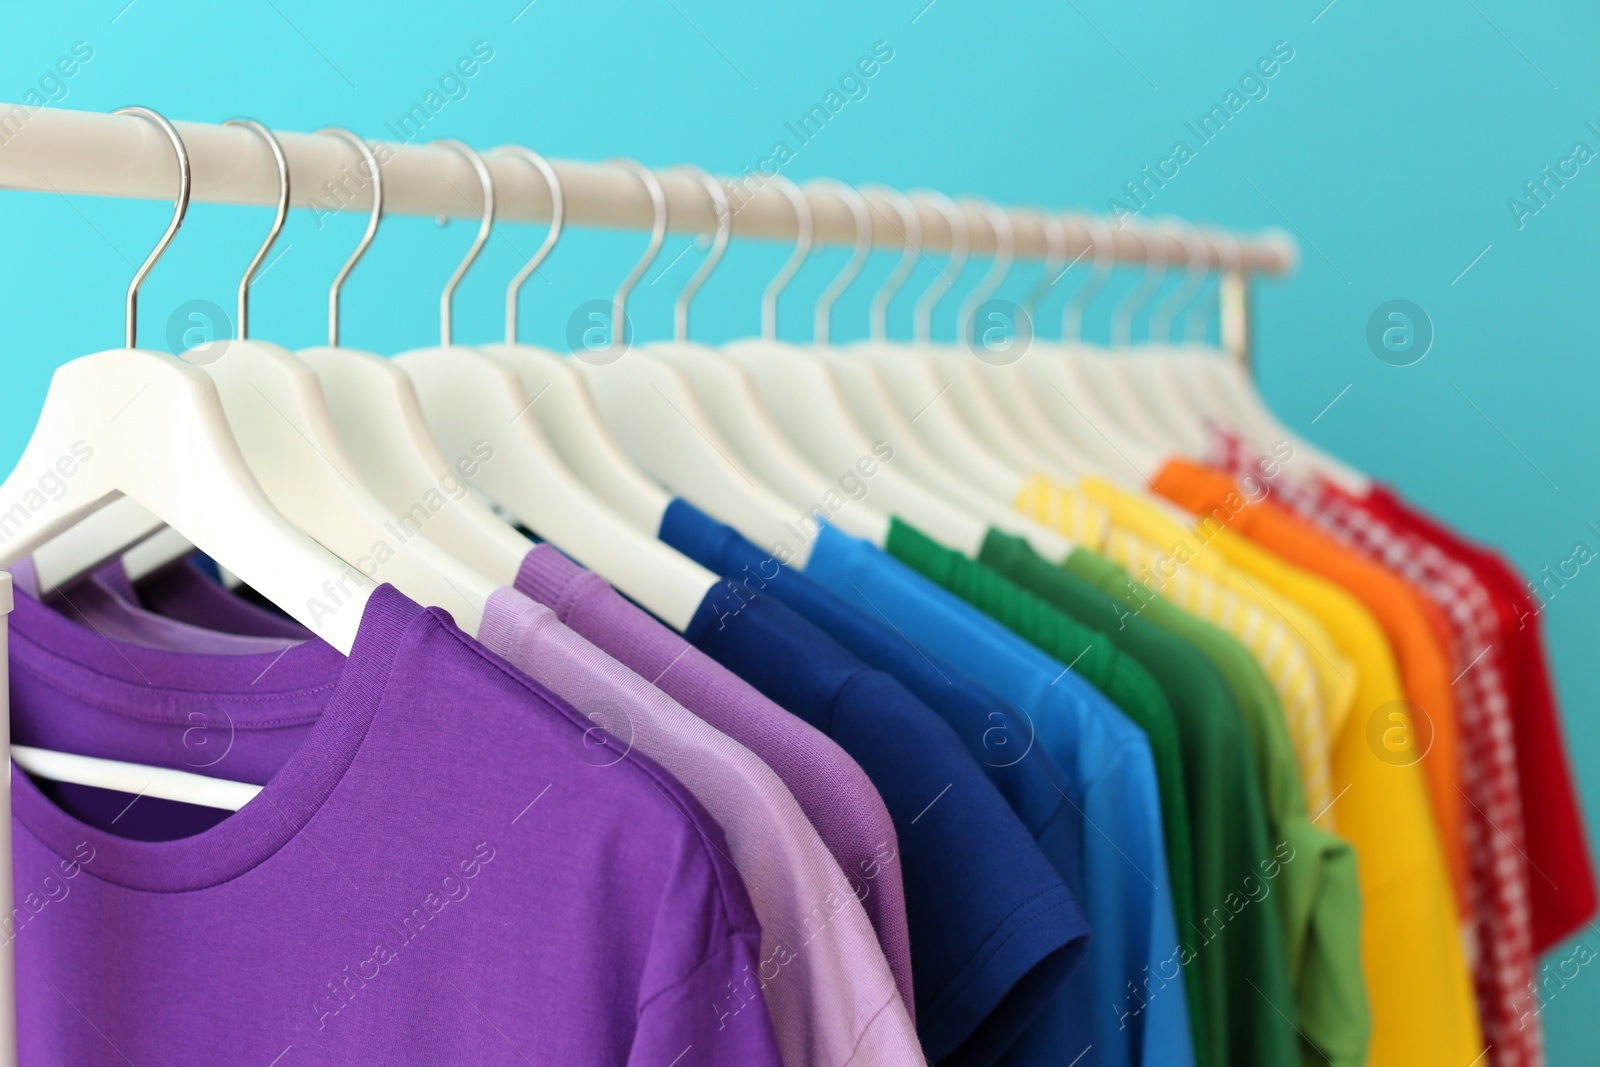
[
  {"x1": 1110, "y1": 219, "x2": 1170, "y2": 346},
  {"x1": 314, "y1": 128, "x2": 382, "y2": 348},
  {"x1": 957, "y1": 198, "x2": 1016, "y2": 346},
  {"x1": 909, "y1": 190, "x2": 970, "y2": 344},
  {"x1": 760, "y1": 175, "x2": 813, "y2": 342},
  {"x1": 1189, "y1": 225, "x2": 1239, "y2": 344},
  {"x1": 1063, "y1": 215, "x2": 1116, "y2": 341},
  {"x1": 667, "y1": 165, "x2": 729, "y2": 344},
  {"x1": 1021, "y1": 210, "x2": 1068, "y2": 319},
  {"x1": 113, "y1": 106, "x2": 191, "y2": 350},
  {"x1": 1149, "y1": 215, "x2": 1212, "y2": 344},
  {"x1": 431, "y1": 139, "x2": 496, "y2": 348},
  {"x1": 806, "y1": 179, "x2": 872, "y2": 344},
  {"x1": 861, "y1": 184, "x2": 921, "y2": 343},
  {"x1": 609, "y1": 158, "x2": 668, "y2": 352},
  {"x1": 222, "y1": 118, "x2": 290, "y2": 342},
  {"x1": 494, "y1": 146, "x2": 565, "y2": 346}
]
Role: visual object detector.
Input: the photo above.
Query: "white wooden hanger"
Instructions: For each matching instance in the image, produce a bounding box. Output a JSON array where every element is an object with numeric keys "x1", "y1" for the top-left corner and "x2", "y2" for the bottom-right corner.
[
  {"x1": 921, "y1": 197, "x2": 1083, "y2": 484},
  {"x1": 1019, "y1": 218, "x2": 1168, "y2": 483},
  {"x1": 477, "y1": 146, "x2": 677, "y2": 536},
  {"x1": 568, "y1": 160, "x2": 816, "y2": 561},
  {"x1": 643, "y1": 166, "x2": 890, "y2": 545},
  {"x1": 1090, "y1": 217, "x2": 1216, "y2": 457},
  {"x1": 294, "y1": 129, "x2": 529, "y2": 588},
  {"x1": 811, "y1": 182, "x2": 1072, "y2": 558},
  {"x1": 717, "y1": 177, "x2": 988, "y2": 555},
  {"x1": 942, "y1": 205, "x2": 1102, "y2": 483},
  {"x1": 394, "y1": 142, "x2": 720, "y2": 632},
  {"x1": 0, "y1": 108, "x2": 372, "y2": 811},
  {"x1": 182, "y1": 121, "x2": 497, "y2": 635},
  {"x1": 1169, "y1": 228, "x2": 1369, "y2": 492}
]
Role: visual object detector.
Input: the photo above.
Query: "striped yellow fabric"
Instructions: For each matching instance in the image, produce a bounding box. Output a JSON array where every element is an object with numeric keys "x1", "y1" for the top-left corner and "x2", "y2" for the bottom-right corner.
[
  {"x1": 1014, "y1": 473, "x2": 1113, "y2": 547},
  {"x1": 1016, "y1": 474, "x2": 1349, "y2": 823},
  {"x1": 1101, "y1": 527, "x2": 1338, "y2": 821}
]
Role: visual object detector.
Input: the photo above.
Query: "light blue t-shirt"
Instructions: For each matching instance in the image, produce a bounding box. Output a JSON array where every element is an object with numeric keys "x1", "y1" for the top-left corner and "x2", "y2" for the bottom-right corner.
[{"x1": 806, "y1": 524, "x2": 1194, "y2": 1067}]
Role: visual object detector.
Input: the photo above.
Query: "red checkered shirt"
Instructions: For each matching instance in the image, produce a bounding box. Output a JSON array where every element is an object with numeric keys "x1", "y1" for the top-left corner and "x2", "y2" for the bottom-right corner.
[{"x1": 1210, "y1": 429, "x2": 1538, "y2": 1067}]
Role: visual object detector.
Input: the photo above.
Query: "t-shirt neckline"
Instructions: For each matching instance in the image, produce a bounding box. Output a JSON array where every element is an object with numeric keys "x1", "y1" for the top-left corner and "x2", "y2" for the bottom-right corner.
[{"x1": 10, "y1": 584, "x2": 421, "y2": 893}]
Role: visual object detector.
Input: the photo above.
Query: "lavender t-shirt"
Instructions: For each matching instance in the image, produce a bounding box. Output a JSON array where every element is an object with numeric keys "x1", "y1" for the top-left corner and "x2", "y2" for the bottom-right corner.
[
  {"x1": 127, "y1": 552, "x2": 919, "y2": 1022},
  {"x1": 478, "y1": 587, "x2": 921, "y2": 1065},
  {"x1": 7, "y1": 581, "x2": 783, "y2": 1066}
]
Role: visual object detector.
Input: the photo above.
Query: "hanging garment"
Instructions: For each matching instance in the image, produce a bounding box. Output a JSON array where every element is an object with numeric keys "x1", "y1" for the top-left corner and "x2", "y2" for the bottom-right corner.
[
  {"x1": 1205, "y1": 435, "x2": 1545, "y2": 1067},
  {"x1": 1066, "y1": 477, "x2": 1351, "y2": 824},
  {"x1": 474, "y1": 588, "x2": 922, "y2": 1066},
  {"x1": 656, "y1": 566, "x2": 1091, "y2": 1065},
  {"x1": 1126, "y1": 486, "x2": 1482, "y2": 1065},
  {"x1": 888, "y1": 519, "x2": 1303, "y2": 1067},
  {"x1": 1153, "y1": 460, "x2": 1469, "y2": 914},
  {"x1": 658, "y1": 499, "x2": 1118, "y2": 1067},
  {"x1": 803, "y1": 523, "x2": 1194, "y2": 1067},
  {"x1": 7, "y1": 583, "x2": 784, "y2": 1065},
  {"x1": 126, "y1": 549, "x2": 919, "y2": 1021},
  {"x1": 1357, "y1": 485, "x2": 1598, "y2": 957},
  {"x1": 977, "y1": 531, "x2": 1369, "y2": 1067}
]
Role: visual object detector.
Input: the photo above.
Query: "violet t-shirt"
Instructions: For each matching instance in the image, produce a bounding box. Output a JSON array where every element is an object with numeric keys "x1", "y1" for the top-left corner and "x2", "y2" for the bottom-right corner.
[
  {"x1": 476, "y1": 586, "x2": 921, "y2": 1065},
  {"x1": 7, "y1": 582, "x2": 783, "y2": 1066},
  {"x1": 511, "y1": 546, "x2": 917, "y2": 1018},
  {"x1": 118, "y1": 552, "x2": 918, "y2": 1023}
]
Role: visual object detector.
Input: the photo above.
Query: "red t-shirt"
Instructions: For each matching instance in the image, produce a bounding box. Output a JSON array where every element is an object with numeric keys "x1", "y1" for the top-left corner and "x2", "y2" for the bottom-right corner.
[{"x1": 1362, "y1": 484, "x2": 1597, "y2": 954}]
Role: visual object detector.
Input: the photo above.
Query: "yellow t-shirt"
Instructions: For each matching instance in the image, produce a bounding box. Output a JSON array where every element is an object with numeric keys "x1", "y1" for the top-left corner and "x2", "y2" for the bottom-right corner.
[
  {"x1": 1070, "y1": 479, "x2": 1481, "y2": 1066},
  {"x1": 1021, "y1": 474, "x2": 1349, "y2": 818}
]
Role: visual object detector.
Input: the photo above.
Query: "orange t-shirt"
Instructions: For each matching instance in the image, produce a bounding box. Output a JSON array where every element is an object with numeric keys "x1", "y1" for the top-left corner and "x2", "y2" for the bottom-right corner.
[{"x1": 1152, "y1": 459, "x2": 1467, "y2": 915}]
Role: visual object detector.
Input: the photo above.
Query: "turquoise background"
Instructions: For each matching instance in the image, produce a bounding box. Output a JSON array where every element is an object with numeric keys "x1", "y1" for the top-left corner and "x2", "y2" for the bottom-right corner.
[{"x1": 1, "y1": 0, "x2": 1596, "y2": 1058}]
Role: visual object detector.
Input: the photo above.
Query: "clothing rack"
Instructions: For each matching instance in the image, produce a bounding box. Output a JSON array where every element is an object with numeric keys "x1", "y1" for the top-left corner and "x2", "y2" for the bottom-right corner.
[
  {"x1": 0, "y1": 106, "x2": 1295, "y2": 356},
  {"x1": 0, "y1": 105, "x2": 1299, "y2": 1066}
]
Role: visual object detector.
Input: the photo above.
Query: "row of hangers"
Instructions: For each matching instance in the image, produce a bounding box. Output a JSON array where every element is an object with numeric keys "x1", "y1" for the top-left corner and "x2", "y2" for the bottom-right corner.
[{"x1": 0, "y1": 106, "x2": 1359, "y2": 812}]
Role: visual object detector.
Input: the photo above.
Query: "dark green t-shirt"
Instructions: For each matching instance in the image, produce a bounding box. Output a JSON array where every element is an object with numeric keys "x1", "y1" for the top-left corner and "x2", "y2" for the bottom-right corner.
[
  {"x1": 974, "y1": 529, "x2": 1206, "y2": 1067},
  {"x1": 1064, "y1": 547, "x2": 1369, "y2": 1067},
  {"x1": 982, "y1": 529, "x2": 1306, "y2": 1067}
]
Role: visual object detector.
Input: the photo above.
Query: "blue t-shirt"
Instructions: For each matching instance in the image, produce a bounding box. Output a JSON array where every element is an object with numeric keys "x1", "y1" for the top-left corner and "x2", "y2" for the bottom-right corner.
[
  {"x1": 803, "y1": 523, "x2": 1194, "y2": 1067},
  {"x1": 662, "y1": 500, "x2": 1082, "y2": 886},
  {"x1": 676, "y1": 541, "x2": 1089, "y2": 1066}
]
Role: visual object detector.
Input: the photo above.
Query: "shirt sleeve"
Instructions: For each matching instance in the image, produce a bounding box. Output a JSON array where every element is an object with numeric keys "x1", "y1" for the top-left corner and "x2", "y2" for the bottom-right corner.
[{"x1": 630, "y1": 929, "x2": 785, "y2": 1067}]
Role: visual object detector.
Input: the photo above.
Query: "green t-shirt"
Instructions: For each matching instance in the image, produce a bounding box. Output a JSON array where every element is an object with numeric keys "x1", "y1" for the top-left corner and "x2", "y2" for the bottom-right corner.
[
  {"x1": 966, "y1": 531, "x2": 1203, "y2": 1067},
  {"x1": 1065, "y1": 547, "x2": 1370, "y2": 1067},
  {"x1": 982, "y1": 529, "x2": 1296, "y2": 1067}
]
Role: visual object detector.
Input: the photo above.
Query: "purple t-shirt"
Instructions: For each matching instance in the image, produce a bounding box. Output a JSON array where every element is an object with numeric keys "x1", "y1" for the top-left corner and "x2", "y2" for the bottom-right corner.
[
  {"x1": 7, "y1": 581, "x2": 783, "y2": 1066},
  {"x1": 127, "y1": 552, "x2": 918, "y2": 1023},
  {"x1": 478, "y1": 587, "x2": 920, "y2": 1065}
]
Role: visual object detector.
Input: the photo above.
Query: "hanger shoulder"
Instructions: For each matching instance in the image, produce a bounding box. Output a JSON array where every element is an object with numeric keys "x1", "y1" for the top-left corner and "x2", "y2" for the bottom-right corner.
[
  {"x1": 397, "y1": 345, "x2": 720, "y2": 633},
  {"x1": 299, "y1": 345, "x2": 529, "y2": 587},
  {"x1": 479, "y1": 342, "x2": 670, "y2": 534},
  {"x1": 195, "y1": 341, "x2": 496, "y2": 634},
  {"x1": 0, "y1": 351, "x2": 373, "y2": 652}
]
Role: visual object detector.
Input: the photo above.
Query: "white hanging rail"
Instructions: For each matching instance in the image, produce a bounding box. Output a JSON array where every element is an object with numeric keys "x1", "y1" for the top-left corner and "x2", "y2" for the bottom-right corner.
[{"x1": 0, "y1": 104, "x2": 1297, "y2": 272}]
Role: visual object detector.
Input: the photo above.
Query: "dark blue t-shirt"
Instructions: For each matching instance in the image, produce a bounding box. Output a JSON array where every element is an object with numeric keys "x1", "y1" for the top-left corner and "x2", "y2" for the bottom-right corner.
[
  {"x1": 671, "y1": 508, "x2": 1088, "y2": 1066},
  {"x1": 662, "y1": 500, "x2": 1086, "y2": 898}
]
